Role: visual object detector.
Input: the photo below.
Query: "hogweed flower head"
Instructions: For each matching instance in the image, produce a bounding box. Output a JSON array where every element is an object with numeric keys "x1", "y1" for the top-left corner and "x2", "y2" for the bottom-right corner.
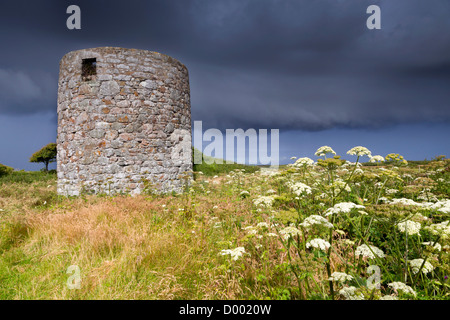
[
  {"x1": 422, "y1": 200, "x2": 450, "y2": 214},
  {"x1": 279, "y1": 226, "x2": 302, "y2": 240},
  {"x1": 389, "y1": 198, "x2": 421, "y2": 206},
  {"x1": 388, "y1": 282, "x2": 416, "y2": 296},
  {"x1": 422, "y1": 242, "x2": 442, "y2": 252},
  {"x1": 397, "y1": 220, "x2": 421, "y2": 236},
  {"x1": 256, "y1": 222, "x2": 270, "y2": 229},
  {"x1": 293, "y1": 157, "x2": 315, "y2": 167},
  {"x1": 328, "y1": 272, "x2": 354, "y2": 283},
  {"x1": 386, "y1": 188, "x2": 398, "y2": 195},
  {"x1": 300, "y1": 215, "x2": 334, "y2": 229},
  {"x1": 347, "y1": 146, "x2": 372, "y2": 158},
  {"x1": 315, "y1": 146, "x2": 336, "y2": 157},
  {"x1": 244, "y1": 226, "x2": 258, "y2": 235},
  {"x1": 425, "y1": 220, "x2": 450, "y2": 239},
  {"x1": 219, "y1": 247, "x2": 246, "y2": 261},
  {"x1": 339, "y1": 286, "x2": 364, "y2": 300},
  {"x1": 240, "y1": 190, "x2": 250, "y2": 198},
  {"x1": 306, "y1": 238, "x2": 331, "y2": 251},
  {"x1": 438, "y1": 205, "x2": 450, "y2": 214},
  {"x1": 369, "y1": 155, "x2": 385, "y2": 163},
  {"x1": 325, "y1": 202, "x2": 365, "y2": 216},
  {"x1": 252, "y1": 195, "x2": 274, "y2": 208},
  {"x1": 288, "y1": 181, "x2": 312, "y2": 196},
  {"x1": 355, "y1": 244, "x2": 385, "y2": 259},
  {"x1": 409, "y1": 259, "x2": 434, "y2": 274}
]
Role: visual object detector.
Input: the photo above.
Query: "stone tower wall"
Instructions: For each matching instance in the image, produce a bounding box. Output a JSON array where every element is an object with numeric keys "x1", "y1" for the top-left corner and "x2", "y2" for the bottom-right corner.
[{"x1": 57, "y1": 47, "x2": 192, "y2": 196}]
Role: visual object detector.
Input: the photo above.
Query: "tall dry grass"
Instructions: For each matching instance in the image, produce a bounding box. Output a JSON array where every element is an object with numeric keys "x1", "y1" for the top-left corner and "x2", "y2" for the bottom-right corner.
[{"x1": 1, "y1": 178, "x2": 297, "y2": 300}]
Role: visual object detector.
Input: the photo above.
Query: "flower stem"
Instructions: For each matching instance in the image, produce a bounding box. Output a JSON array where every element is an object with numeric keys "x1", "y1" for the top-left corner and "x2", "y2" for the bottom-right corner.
[{"x1": 412, "y1": 236, "x2": 441, "y2": 287}]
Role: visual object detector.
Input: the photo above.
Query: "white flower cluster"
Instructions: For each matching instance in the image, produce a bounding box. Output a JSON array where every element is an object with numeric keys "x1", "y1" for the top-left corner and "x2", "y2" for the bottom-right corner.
[
  {"x1": 397, "y1": 220, "x2": 421, "y2": 236},
  {"x1": 389, "y1": 198, "x2": 421, "y2": 206},
  {"x1": 347, "y1": 146, "x2": 372, "y2": 157},
  {"x1": 293, "y1": 157, "x2": 315, "y2": 167},
  {"x1": 300, "y1": 215, "x2": 334, "y2": 229},
  {"x1": 328, "y1": 272, "x2": 353, "y2": 283},
  {"x1": 409, "y1": 259, "x2": 434, "y2": 274},
  {"x1": 244, "y1": 226, "x2": 258, "y2": 235},
  {"x1": 369, "y1": 155, "x2": 385, "y2": 163},
  {"x1": 287, "y1": 181, "x2": 312, "y2": 196},
  {"x1": 219, "y1": 247, "x2": 246, "y2": 261},
  {"x1": 417, "y1": 191, "x2": 438, "y2": 202},
  {"x1": 325, "y1": 202, "x2": 365, "y2": 216},
  {"x1": 279, "y1": 226, "x2": 302, "y2": 240},
  {"x1": 388, "y1": 282, "x2": 416, "y2": 296},
  {"x1": 256, "y1": 222, "x2": 270, "y2": 229},
  {"x1": 252, "y1": 195, "x2": 275, "y2": 208},
  {"x1": 425, "y1": 220, "x2": 450, "y2": 239},
  {"x1": 306, "y1": 238, "x2": 331, "y2": 251},
  {"x1": 378, "y1": 197, "x2": 389, "y2": 203},
  {"x1": 339, "y1": 286, "x2": 364, "y2": 300},
  {"x1": 388, "y1": 198, "x2": 450, "y2": 214},
  {"x1": 240, "y1": 190, "x2": 250, "y2": 197},
  {"x1": 386, "y1": 188, "x2": 398, "y2": 195},
  {"x1": 422, "y1": 242, "x2": 442, "y2": 251},
  {"x1": 431, "y1": 200, "x2": 450, "y2": 214},
  {"x1": 315, "y1": 146, "x2": 336, "y2": 157},
  {"x1": 355, "y1": 244, "x2": 385, "y2": 259},
  {"x1": 243, "y1": 222, "x2": 272, "y2": 238}
]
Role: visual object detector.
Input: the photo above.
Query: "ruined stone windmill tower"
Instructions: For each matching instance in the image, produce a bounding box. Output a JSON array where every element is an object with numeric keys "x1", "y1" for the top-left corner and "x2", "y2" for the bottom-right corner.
[{"x1": 57, "y1": 47, "x2": 192, "y2": 196}]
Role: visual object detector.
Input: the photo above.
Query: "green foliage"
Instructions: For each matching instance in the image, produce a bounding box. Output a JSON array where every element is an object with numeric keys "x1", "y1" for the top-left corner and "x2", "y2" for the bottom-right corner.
[
  {"x1": 385, "y1": 153, "x2": 408, "y2": 166},
  {"x1": 272, "y1": 194, "x2": 295, "y2": 210},
  {"x1": 0, "y1": 218, "x2": 30, "y2": 253},
  {"x1": 274, "y1": 208, "x2": 299, "y2": 225},
  {"x1": 0, "y1": 170, "x2": 56, "y2": 184},
  {"x1": 433, "y1": 155, "x2": 447, "y2": 161},
  {"x1": 0, "y1": 163, "x2": 13, "y2": 177},
  {"x1": 316, "y1": 155, "x2": 346, "y2": 169},
  {"x1": 29, "y1": 143, "x2": 57, "y2": 172}
]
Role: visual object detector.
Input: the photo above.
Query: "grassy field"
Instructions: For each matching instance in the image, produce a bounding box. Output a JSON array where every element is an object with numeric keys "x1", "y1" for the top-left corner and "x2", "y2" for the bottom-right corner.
[{"x1": 0, "y1": 149, "x2": 449, "y2": 300}]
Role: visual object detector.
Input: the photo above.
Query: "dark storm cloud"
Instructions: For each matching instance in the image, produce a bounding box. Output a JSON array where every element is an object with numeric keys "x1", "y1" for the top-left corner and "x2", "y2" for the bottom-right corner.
[
  {"x1": 185, "y1": 0, "x2": 450, "y2": 130},
  {"x1": 0, "y1": 0, "x2": 449, "y2": 130},
  {"x1": 0, "y1": 69, "x2": 56, "y2": 114}
]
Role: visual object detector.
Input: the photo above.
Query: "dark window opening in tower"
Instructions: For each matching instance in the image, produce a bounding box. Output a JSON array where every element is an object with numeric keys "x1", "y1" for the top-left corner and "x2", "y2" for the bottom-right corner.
[{"x1": 82, "y1": 58, "x2": 97, "y2": 81}]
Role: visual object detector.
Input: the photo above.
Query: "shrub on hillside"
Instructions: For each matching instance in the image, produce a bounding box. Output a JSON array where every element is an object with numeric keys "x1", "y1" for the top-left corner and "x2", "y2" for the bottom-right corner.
[{"x1": 0, "y1": 163, "x2": 14, "y2": 177}]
